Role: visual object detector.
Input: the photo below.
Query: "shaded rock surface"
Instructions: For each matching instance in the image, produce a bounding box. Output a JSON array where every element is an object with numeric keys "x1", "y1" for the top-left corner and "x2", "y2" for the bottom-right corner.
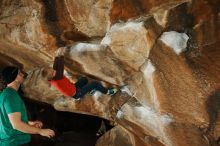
[
  {"x1": 23, "y1": 97, "x2": 101, "y2": 146},
  {"x1": 0, "y1": 0, "x2": 220, "y2": 146}
]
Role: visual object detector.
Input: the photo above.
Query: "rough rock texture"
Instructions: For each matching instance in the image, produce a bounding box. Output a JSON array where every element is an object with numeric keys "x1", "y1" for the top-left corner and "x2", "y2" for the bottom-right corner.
[{"x1": 0, "y1": 0, "x2": 220, "y2": 146}]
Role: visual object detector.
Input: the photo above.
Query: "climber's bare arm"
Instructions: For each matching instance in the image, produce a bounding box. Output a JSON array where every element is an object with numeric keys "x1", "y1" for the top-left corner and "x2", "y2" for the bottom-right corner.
[{"x1": 52, "y1": 47, "x2": 65, "y2": 80}]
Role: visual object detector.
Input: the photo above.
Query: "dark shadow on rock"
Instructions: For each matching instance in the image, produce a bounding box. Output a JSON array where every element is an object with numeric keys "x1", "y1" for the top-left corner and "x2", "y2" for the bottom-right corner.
[
  {"x1": 206, "y1": 89, "x2": 220, "y2": 132},
  {"x1": 41, "y1": 0, "x2": 65, "y2": 47},
  {"x1": 63, "y1": 31, "x2": 91, "y2": 42},
  {"x1": 21, "y1": 96, "x2": 113, "y2": 146},
  {"x1": 205, "y1": 88, "x2": 220, "y2": 146}
]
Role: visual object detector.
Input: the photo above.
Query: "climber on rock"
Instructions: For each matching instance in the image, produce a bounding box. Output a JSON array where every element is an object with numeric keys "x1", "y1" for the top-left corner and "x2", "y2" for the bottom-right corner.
[
  {"x1": 43, "y1": 47, "x2": 118, "y2": 101},
  {"x1": 0, "y1": 66, "x2": 55, "y2": 146}
]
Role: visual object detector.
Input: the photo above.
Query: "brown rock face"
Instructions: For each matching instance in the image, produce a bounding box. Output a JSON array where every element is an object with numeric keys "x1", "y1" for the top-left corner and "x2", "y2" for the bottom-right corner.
[{"x1": 0, "y1": 0, "x2": 220, "y2": 146}]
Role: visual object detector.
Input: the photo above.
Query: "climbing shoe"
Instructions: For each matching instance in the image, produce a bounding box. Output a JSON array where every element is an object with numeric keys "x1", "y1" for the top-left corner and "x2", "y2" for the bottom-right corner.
[
  {"x1": 107, "y1": 88, "x2": 118, "y2": 96},
  {"x1": 89, "y1": 89, "x2": 97, "y2": 95},
  {"x1": 74, "y1": 97, "x2": 81, "y2": 101},
  {"x1": 72, "y1": 95, "x2": 81, "y2": 101}
]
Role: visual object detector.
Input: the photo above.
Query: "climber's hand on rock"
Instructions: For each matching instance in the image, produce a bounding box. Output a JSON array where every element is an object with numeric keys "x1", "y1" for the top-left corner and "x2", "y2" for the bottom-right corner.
[
  {"x1": 39, "y1": 129, "x2": 55, "y2": 138},
  {"x1": 56, "y1": 47, "x2": 65, "y2": 56},
  {"x1": 28, "y1": 120, "x2": 43, "y2": 128}
]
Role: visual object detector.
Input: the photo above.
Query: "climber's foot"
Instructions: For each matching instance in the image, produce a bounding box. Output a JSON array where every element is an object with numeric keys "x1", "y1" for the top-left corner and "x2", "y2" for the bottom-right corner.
[
  {"x1": 72, "y1": 96, "x2": 81, "y2": 101},
  {"x1": 89, "y1": 89, "x2": 97, "y2": 95},
  {"x1": 107, "y1": 88, "x2": 118, "y2": 96}
]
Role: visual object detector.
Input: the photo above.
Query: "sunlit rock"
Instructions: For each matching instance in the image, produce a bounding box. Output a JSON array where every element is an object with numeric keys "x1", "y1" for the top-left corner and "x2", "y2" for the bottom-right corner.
[
  {"x1": 116, "y1": 98, "x2": 173, "y2": 146},
  {"x1": 101, "y1": 20, "x2": 160, "y2": 70},
  {"x1": 102, "y1": 21, "x2": 149, "y2": 70},
  {"x1": 160, "y1": 31, "x2": 189, "y2": 55},
  {"x1": 68, "y1": 42, "x2": 128, "y2": 85},
  {"x1": 96, "y1": 126, "x2": 156, "y2": 146},
  {"x1": 0, "y1": 0, "x2": 56, "y2": 52},
  {"x1": 64, "y1": 0, "x2": 113, "y2": 37},
  {"x1": 153, "y1": 9, "x2": 169, "y2": 27}
]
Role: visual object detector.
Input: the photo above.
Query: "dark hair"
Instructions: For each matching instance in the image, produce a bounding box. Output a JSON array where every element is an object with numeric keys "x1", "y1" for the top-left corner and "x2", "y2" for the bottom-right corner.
[
  {"x1": 42, "y1": 67, "x2": 54, "y2": 80},
  {"x1": 0, "y1": 72, "x2": 7, "y2": 91},
  {"x1": 2, "y1": 66, "x2": 19, "y2": 84}
]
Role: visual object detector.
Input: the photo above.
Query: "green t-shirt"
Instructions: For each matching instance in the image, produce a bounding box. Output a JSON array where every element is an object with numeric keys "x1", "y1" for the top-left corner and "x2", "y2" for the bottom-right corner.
[{"x1": 0, "y1": 88, "x2": 31, "y2": 146}]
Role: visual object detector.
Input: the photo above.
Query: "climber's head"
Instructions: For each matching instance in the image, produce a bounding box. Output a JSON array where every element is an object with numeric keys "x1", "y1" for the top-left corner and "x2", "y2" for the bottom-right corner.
[
  {"x1": 42, "y1": 67, "x2": 56, "y2": 80},
  {"x1": 1, "y1": 66, "x2": 27, "y2": 85}
]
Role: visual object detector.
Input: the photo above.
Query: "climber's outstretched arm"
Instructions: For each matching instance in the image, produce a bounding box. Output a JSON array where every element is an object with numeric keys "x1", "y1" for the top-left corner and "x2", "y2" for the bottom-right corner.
[{"x1": 52, "y1": 47, "x2": 65, "y2": 80}]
